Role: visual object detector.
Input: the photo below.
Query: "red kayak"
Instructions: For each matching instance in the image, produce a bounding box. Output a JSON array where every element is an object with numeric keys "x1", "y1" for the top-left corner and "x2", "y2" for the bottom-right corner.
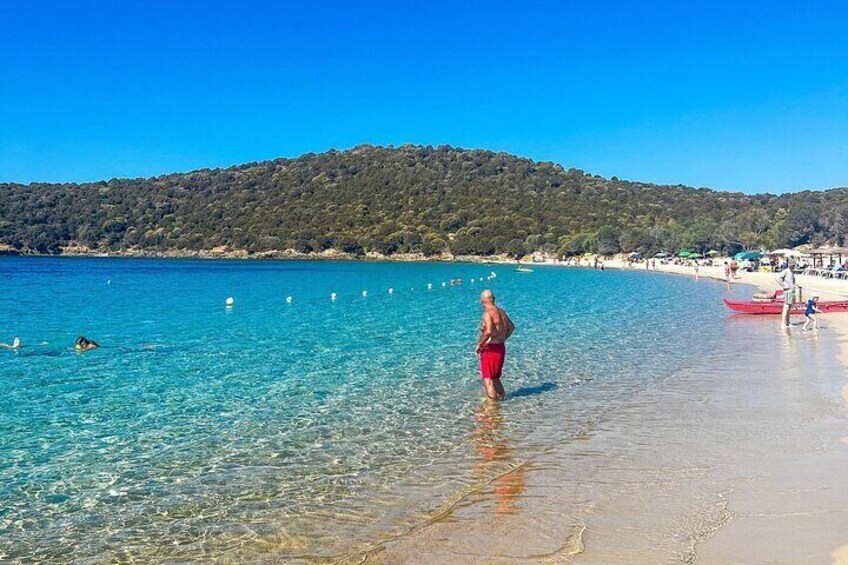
[{"x1": 723, "y1": 298, "x2": 848, "y2": 314}]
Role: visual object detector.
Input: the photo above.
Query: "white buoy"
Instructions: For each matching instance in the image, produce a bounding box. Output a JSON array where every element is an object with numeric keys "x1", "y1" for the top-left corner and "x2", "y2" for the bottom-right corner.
[
  {"x1": 331, "y1": 292, "x2": 337, "y2": 301},
  {"x1": 388, "y1": 288, "x2": 394, "y2": 294},
  {"x1": 225, "y1": 297, "x2": 234, "y2": 306},
  {"x1": 362, "y1": 290, "x2": 368, "y2": 297},
  {"x1": 441, "y1": 282, "x2": 446, "y2": 287},
  {"x1": 427, "y1": 283, "x2": 433, "y2": 290},
  {"x1": 471, "y1": 278, "x2": 475, "y2": 283},
  {"x1": 107, "y1": 279, "x2": 111, "y2": 285},
  {"x1": 286, "y1": 296, "x2": 293, "y2": 304}
]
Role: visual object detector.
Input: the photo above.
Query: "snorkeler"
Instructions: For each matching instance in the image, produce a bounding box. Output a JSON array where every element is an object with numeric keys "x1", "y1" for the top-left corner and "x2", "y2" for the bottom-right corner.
[
  {"x1": 75, "y1": 336, "x2": 100, "y2": 352},
  {"x1": 0, "y1": 337, "x2": 22, "y2": 349}
]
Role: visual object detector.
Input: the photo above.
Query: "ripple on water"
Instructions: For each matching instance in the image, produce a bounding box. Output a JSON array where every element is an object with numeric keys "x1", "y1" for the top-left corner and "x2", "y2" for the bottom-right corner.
[{"x1": 0, "y1": 259, "x2": 746, "y2": 562}]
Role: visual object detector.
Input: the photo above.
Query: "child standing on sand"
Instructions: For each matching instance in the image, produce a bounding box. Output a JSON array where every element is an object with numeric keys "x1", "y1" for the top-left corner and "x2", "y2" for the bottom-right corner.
[{"x1": 803, "y1": 296, "x2": 822, "y2": 332}]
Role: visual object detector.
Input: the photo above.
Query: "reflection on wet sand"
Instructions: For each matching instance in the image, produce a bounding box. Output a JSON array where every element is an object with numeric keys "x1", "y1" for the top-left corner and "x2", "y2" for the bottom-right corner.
[{"x1": 473, "y1": 401, "x2": 527, "y2": 516}]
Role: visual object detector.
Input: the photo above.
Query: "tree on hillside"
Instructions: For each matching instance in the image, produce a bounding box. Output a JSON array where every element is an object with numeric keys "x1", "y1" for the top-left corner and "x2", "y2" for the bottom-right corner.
[
  {"x1": 0, "y1": 145, "x2": 845, "y2": 257},
  {"x1": 784, "y1": 203, "x2": 821, "y2": 247},
  {"x1": 595, "y1": 226, "x2": 621, "y2": 254},
  {"x1": 720, "y1": 209, "x2": 771, "y2": 250}
]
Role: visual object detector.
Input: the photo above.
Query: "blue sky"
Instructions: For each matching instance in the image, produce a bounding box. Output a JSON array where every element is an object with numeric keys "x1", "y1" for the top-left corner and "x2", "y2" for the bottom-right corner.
[{"x1": 1, "y1": 0, "x2": 846, "y2": 193}]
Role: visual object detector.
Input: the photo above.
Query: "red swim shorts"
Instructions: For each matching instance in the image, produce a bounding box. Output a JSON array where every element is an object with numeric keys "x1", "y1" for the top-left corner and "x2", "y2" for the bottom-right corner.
[{"x1": 480, "y1": 343, "x2": 506, "y2": 380}]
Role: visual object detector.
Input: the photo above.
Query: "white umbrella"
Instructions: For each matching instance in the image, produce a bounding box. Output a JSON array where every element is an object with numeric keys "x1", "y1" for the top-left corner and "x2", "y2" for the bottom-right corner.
[{"x1": 773, "y1": 249, "x2": 810, "y2": 258}]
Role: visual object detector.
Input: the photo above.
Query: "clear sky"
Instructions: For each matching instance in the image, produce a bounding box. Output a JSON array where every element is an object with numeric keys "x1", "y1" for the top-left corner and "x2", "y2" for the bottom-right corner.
[{"x1": 1, "y1": 0, "x2": 846, "y2": 193}]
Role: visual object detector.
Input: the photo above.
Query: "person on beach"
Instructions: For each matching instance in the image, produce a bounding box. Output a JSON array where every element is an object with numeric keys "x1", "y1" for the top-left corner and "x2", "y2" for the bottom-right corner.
[
  {"x1": 803, "y1": 296, "x2": 822, "y2": 332},
  {"x1": 730, "y1": 258, "x2": 739, "y2": 279},
  {"x1": 724, "y1": 261, "x2": 731, "y2": 281},
  {"x1": 777, "y1": 262, "x2": 796, "y2": 328},
  {"x1": 0, "y1": 337, "x2": 21, "y2": 349},
  {"x1": 75, "y1": 336, "x2": 100, "y2": 352},
  {"x1": 476, "y1": 290, "x2": 515, "y2": 401}
]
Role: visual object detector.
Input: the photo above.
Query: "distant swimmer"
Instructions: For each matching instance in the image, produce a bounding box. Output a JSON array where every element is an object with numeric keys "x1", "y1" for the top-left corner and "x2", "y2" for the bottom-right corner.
[
  {"x1": 1, "y1": 337, "x2": 22, "y2": 350},
  {"x1": 476, "y1": 290, "x2": 515, "y2": 401},
  {"x1": 75, "y1": 336, "x2": 100, "y2": 352}
]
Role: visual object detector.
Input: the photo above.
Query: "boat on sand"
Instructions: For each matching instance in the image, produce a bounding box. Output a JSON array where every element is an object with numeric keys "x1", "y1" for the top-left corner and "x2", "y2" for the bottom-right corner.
[{"x1": 723, "y1": 289, "x2": 848, "y2": 314}]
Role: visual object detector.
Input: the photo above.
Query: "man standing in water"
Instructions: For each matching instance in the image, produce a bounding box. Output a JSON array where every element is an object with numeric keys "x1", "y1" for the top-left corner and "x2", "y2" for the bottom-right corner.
[
  {"x1": 777, "y1": 262, "x2": 796, "y2": 328},
  {"x1": 476, "y1": 290, "x2": 515, "y2": 400}
]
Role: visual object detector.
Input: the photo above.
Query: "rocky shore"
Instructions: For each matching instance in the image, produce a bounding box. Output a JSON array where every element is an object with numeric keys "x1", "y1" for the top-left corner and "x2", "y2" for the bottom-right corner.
[{"x1": 0, "y1": 244, "x2": 523, "y2": 264}]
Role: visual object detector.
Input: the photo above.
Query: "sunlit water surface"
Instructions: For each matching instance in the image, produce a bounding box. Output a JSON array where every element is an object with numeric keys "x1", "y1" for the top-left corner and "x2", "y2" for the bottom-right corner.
[{"x1": 0, "y1": 259, "x2": 748, "y2": 562}]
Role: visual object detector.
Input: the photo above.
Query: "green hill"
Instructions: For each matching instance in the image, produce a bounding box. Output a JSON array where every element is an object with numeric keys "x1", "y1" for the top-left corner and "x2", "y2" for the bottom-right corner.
[{"x1": 1, "y1": 144, "x2": 845, "y2": 257}]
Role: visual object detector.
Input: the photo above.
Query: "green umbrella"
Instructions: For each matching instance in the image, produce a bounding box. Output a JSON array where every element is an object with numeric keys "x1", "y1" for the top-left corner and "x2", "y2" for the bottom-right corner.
[
  {"x1": 677, "y1": 250, "x2": 692, "y2": 257},
  {"x1": 688, "y1": 253, "x2": 703, "y2": 259},
  {"x1": 734, "y1": 251, "x2": 761, "y2": 261}
]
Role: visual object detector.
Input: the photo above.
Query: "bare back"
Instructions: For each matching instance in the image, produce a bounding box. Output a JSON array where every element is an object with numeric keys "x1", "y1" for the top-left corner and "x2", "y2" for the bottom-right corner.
[{"x1": 481, "y1": 306, "x2": 514, "y2": 344}]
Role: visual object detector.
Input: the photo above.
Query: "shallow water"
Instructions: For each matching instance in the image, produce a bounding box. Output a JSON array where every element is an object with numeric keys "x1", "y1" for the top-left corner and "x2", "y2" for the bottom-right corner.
[
  {"x1": 368, "y1": 305, "x2": 848, "y2": 564},
  {"x1": 0, "y1": 259, "x2": 749, "y2": 563}
]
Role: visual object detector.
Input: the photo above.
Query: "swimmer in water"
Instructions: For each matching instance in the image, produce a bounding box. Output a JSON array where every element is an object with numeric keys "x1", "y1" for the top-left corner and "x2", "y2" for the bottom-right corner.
[
  {"x1": 75, "y1": 336, "x2": 100, "y2": 352},
  {"x1": 1, "y1": 337, "x2": 22, "y2": 349}
]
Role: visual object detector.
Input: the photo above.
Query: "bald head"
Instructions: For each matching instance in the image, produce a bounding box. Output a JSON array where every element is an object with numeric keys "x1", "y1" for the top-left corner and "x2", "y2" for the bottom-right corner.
[{"x1": 480, "y1": 289, "x2": 495, "y2": 304}]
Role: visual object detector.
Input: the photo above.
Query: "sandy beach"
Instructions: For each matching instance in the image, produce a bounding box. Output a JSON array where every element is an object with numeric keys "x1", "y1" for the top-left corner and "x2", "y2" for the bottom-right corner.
[{"x1": 343, "y1": 262, "x2": 848, "y2": 565}]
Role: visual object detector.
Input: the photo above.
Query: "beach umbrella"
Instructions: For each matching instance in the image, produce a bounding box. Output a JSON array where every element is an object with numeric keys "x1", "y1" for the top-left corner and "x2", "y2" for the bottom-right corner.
[
  {"x1": 688, "y1": 253, "x2": 703, "y2": 259},
  {"x1": 734, "y1": 251, "x2": 761, "y2": 261},
  {"x1": 707, "y1": 249, "x2": 718, "y2": 256},
  {"x1": 677, "y1": 250, "x2": 691, "y2": 257},
  {"x1": 654, "y1": 251, "x2": 670, "y2": 258},
  {"x1": 772, "y1": 248, "x2": 810, "y2": 258}
]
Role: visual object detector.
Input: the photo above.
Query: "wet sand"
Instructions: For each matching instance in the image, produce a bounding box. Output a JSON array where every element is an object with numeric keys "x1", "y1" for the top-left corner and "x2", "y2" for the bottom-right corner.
[{"x1": 341, "y1": 270, "x2": 848, "y2": 564}]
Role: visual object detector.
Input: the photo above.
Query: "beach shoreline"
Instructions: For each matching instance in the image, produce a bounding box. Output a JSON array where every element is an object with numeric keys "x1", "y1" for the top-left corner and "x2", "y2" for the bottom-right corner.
[
  {"x1": 592, "y1": 257, "x2": 848, "y2": 300},
  {"x1": 345, "y1": 262, "x2": 848, "y2": 564},
  {"x1": 0, "y1": 245, "x2": 522, "y2": 265}
]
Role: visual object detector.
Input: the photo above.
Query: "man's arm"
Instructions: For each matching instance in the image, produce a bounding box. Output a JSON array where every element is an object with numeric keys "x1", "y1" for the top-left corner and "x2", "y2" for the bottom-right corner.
[
  {"x1": 476, "y1": 313, "x2": 493, "y2": 354},
  {"x1": 504, "y1": 313, "x2": 515, "y2": 340}
]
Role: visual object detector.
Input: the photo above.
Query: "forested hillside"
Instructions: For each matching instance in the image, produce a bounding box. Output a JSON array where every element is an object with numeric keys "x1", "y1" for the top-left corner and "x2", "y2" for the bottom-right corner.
[{"x1": 1, "y1": 145, "x2": 846, "y2": 257}]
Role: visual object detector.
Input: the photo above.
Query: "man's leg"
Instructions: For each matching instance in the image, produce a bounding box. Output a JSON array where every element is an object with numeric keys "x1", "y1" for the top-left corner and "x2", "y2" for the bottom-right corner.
[
  {"x1": 803, "y1": 316, "x2": 811, "y2": 331},
  {"x1": 482, "y1": 378, "x2": 501, "y2": 400},
  {"x1": 493, "y1": 378, "x2": 506, "y2": 399}
]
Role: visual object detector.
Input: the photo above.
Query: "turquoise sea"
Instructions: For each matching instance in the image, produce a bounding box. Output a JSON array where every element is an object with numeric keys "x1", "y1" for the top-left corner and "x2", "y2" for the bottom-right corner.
[{"x1": 0, "y1": 258, "x2": 746, "y2": 563}]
